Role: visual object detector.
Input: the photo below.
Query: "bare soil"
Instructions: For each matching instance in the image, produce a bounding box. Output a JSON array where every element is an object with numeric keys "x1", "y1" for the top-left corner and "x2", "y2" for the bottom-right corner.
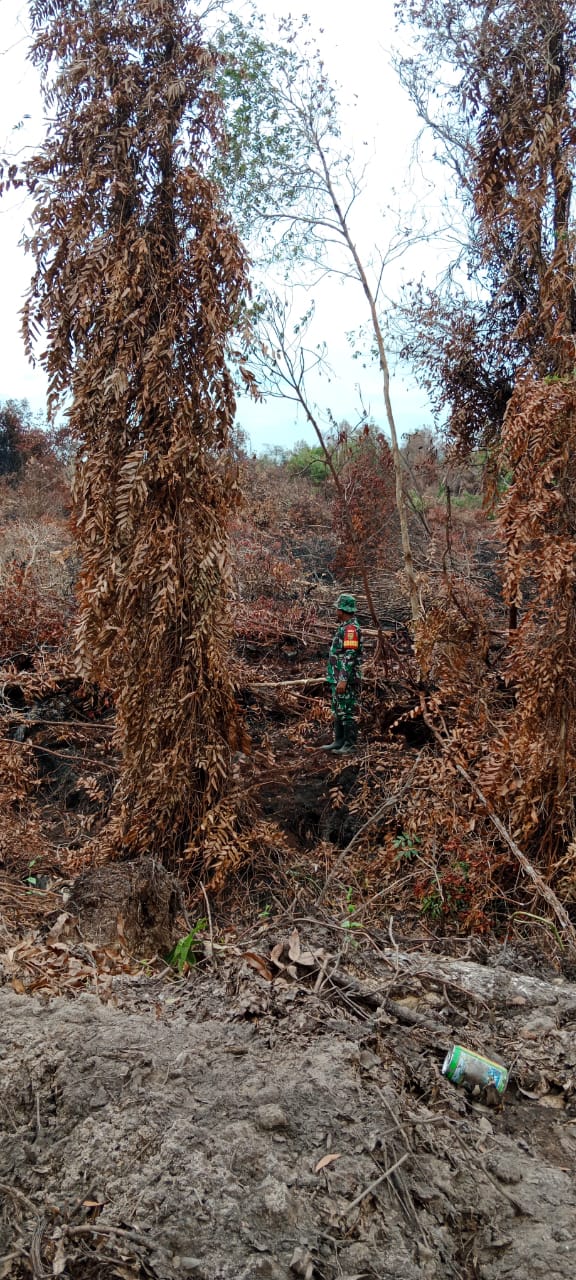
[{"x1": 1, "y1": 922, "x2": 576, "y2": 1280}]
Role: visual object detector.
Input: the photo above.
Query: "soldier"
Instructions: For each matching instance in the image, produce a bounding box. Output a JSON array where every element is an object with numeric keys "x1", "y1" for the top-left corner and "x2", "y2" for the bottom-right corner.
[{"x1": 324, "y1": 593, "x2": 363, "y2": 753}]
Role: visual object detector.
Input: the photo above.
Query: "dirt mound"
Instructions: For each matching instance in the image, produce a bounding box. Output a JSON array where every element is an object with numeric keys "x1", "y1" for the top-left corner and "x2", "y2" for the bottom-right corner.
[{"x1": 1, "y1": 935, "x2": 576, "y2": 1279}]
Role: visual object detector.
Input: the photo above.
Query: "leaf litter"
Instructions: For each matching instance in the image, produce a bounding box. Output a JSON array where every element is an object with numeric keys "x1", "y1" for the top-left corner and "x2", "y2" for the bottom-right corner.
[{"x1": 1, "y1": 916, "x2": 576, "y2": 1279}]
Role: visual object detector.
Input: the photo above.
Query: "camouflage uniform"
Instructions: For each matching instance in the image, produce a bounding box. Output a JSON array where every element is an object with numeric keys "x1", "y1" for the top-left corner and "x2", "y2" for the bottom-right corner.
[{"x1": 326, "y1": 594, "x2": 363, "y2": 752}]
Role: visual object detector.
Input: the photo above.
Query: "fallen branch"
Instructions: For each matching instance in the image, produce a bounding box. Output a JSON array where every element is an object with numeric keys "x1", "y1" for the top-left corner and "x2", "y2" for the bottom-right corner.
[
  {"x1": 455, "y1": 758, "x2": 576, "y2": 947},
  {"x1": 326, "y1": 968, "x2": 458, "y2": 1032},
  {"x1": 64, "y1": 1223, "x2": 156, "y2": 1248},
  {"x1": 251, "y1": 677, "x2": 325, "y2": 689},
  {"x1": 329, "y1": 951, "x2": 576, "y2": 1015},
  {"x1": 402, "y1": 951, "x2": 576, "y2": 1012},
  {"x1": 252, "y1": 676, "x2": 392, "y2": 695}
]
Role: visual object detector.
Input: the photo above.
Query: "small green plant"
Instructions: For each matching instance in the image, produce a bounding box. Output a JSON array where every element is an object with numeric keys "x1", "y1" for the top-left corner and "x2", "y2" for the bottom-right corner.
[
  {"x1": 342, "y1": 887, "x2": 362, "y2": 930},
  {"x1": 420, "y1": 890, "x2": 443, "y2": 920},
  {"x1": 393, "y1": 832, "x2": 421, "y2": 862},
  {"x1": 24, "y1": 858, "x2": 41, "y2": 890},
  {"x1": 24, "y1": 860, "x2": 46, "y2": 890},
  {"x1": 166, "y1": 918, "x2": 208, "y2": 973},
  {"x1": 259, "y1": 903, "x2": 272, "y2": 920}
]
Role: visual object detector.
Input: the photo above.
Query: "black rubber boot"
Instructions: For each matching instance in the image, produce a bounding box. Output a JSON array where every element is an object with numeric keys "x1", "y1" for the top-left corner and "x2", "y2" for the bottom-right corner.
[
  {"x1": 322, "y1": 717, "x2": 344, "y2": 751},
  {"x1": 335, "y1": 720, "x2": 358, "y2": 754}
]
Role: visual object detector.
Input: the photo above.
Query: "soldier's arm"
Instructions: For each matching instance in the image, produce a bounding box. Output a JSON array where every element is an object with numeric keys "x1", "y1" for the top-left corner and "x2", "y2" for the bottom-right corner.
[
  {"x1": 335, "y1": 622, "x2": 358, "y2": 686},
  {"x1": 331, "y1": 628, "x2": 348, "y2": 690},
  {"x1": 342, "y1": 650, "x2": 358, "y2": 676},
  {"x1": 341, "y1": 623, "x2": 360, "y2": 679},
  {"x1": 332, "y1": 629, "x2": 345, "y2": 678}
]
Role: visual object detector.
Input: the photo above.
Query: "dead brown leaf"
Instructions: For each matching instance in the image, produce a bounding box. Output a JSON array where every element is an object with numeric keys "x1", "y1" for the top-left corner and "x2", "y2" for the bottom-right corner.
[
  {"x1": 314, "y1": 1153, "x2": 342, "y2": 1173},
  {"x1": 538, "y1": 1092, "x2": 566, "y2": 1109},
  {"x1": 243, "y1": 952, "x2": 275, "y2": 981},
  {"x1": 46, "y1": 912, "x2": 71, "y2": 941},
  {"x1": 270, "y1": 941, "x2": 286, "y2": 969},
  {"x1": 288, "y1": 929, "x2": 301, "y2": 963}
]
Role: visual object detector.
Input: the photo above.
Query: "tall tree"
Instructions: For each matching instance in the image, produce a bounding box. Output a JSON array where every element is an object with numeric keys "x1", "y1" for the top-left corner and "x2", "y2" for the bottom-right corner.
[
  {"x1": 21, "y1": 0, "x2": 249, "y2": 865},
  {"x1": 215, "y1": 15, "x2": 424, "y2": 624}
]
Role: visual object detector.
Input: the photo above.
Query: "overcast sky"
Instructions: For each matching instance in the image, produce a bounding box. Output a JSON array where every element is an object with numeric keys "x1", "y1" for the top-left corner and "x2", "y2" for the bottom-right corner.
[{"x1": 0, "y1": 0, "x2": 446, "y2": 452}]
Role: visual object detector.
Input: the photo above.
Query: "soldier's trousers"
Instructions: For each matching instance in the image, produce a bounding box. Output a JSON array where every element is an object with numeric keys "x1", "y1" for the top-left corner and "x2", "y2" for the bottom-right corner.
[{"x1": 330, "y1": 686, "x2": 359, "y2": 742}]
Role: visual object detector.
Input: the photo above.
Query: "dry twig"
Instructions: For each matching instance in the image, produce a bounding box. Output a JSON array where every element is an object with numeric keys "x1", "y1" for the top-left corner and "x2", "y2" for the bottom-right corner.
[{"x1": 345, "y1": 1152, "x2": 410, "y2": 1215}]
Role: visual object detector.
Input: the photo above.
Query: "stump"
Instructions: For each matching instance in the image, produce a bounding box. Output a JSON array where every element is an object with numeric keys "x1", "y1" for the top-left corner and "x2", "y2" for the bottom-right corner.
[{"x1": 66, "y1": 857, "x2": 180, "y2": 954}]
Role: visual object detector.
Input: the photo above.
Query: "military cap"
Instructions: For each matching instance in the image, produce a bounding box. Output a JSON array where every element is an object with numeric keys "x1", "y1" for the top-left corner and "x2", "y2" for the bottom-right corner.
[{"x1": 336, "y1": 593, "x2": 356, "y2": 613}]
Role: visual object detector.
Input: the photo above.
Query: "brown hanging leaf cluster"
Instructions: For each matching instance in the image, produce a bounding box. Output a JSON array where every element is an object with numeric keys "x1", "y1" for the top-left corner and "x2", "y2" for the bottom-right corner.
[
  {"x1": 332, "y1": 429, "x2": 398, "y2": 577},
  {"x1": 21, "y1": 0, "x2": 249, "y2": 870},
  {"x1": 488, "y1": 376, "x2": 576, "y2": 854},
  {"x1": 399, "y1": 1, "x2": 576, "y2": 912},
  {"x1": 397, "y1": 1, "x2": 576, "y2": 450},
  {"x1": 398, "y1": 286, "x2": 516, "y2": 456},
  {"x1": 468, "y1": 0, "x2": 576, "y2": 370},
  {"x1": 467, "y1": 2, "x2": 576, "y2": 858}
]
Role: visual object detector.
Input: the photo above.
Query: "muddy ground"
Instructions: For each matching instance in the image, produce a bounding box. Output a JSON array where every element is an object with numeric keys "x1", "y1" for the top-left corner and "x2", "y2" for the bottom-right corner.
[{"x1": 2, "y1": 921, "x2": 576, "y2": 1280}]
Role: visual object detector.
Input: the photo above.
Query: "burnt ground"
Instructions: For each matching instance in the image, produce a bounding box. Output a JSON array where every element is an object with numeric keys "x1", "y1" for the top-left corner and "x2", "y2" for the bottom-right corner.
[
  {"x1": 1, "y1": 916, "x2": 576, "y2": 1280},
  {"x1": 2, "y1": 626, "x2": 576, "y2": 1278}
]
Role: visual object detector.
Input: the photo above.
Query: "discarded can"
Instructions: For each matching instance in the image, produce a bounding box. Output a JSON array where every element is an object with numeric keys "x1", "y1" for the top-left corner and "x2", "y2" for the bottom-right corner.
[{"x1": 442, "y1": 1044, "x2": 509, "y2": 1094}]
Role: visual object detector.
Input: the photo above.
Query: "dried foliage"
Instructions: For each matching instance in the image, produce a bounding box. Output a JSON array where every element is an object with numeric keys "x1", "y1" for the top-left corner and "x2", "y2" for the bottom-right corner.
[
  {"x1": 487, "y1": 376, "x2": 576, "y2": 854},
  {"x1": 397, "y1": 0, "x2": 576, "y2": 446},
  {"x1": 390, "y1": 0, "x2": 576, "y2": 926},
  {"x1": 1, "y1": 924, "x2": 149, "y2": 997},
  {"x1": 469, "y1": 1, "x2": 576, "y2": 371},
  {"x1": 399, "y1": 287, "x2": 516, "y2": 455},
  {"x1": 2, "y1": 4, "x2": 576, "y2": 938},
  {"x1": 463, "y1": 0, "x2": 576, "y2": 866},
  {"x1": 231, "y1": 451, "x2": 336, "y2": 643},
  {"x1": 20, "y1": 0, "x2": 249, "y2": 869},
  {"x1": 332, "y1": 428, "x2": 398, "y2": 577},
  {"x1": 404, "y1": 581, "x2": 513, "y2": 929},
  {"x1": 0, "y1": 737, "x2": 48, "y2": 888},
  {"x1": 0, "y1": 562, "x2": 72, "y2": 658}
]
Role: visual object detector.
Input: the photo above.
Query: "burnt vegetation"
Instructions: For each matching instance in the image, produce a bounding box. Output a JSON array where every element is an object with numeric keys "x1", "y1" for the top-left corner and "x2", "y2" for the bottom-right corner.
[{"x1": 1, "y1": 0, "x2": 576, "y2": 956}]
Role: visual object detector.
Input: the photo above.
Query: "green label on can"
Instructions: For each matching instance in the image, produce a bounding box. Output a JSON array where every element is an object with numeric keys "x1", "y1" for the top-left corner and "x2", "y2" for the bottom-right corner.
[{"x1": 443, "y1": 1044, "x2": 509, "y2": 1094}]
